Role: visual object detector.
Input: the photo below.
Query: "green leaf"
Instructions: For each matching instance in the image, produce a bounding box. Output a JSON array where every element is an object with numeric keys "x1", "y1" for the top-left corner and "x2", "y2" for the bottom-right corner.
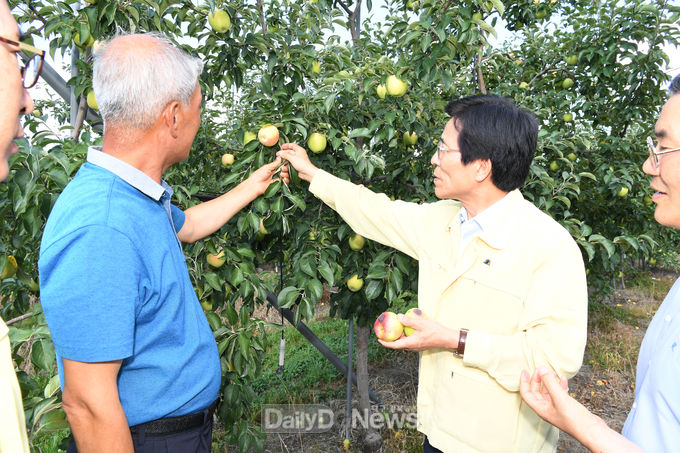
[
  {"x1": 305, "y1": 278, "x2": 323, "y2": 302},
  {"x1": 278, "y1": 286, "x2": 300, "y2": 308},
  {"x1": 264, "y1": 180, "x2": 281, "y2": 198},
  {"x1": 588, "y1": 234, "x2": 615, "y2": 258},
  {"x1": 317, "y1": 259, "x2": 335, "y2": 286},
  {"x1": 364, "y1": 280, "x2": 383, "y2": 300},
  {"x1": 204, "y1": 272, "x2": 222, "y2": 291},
  {"x1": 31, "y1": 340, "x2": 55, "y2": 372}
]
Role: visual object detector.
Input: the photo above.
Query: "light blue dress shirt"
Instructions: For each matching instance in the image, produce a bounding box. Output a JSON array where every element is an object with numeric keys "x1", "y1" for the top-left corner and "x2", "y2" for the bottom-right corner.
[
  {"x1": 622, "y1": 277, "x2": 680, "y2": 451},
  {"x1": 457, "y1": 193, "x2": 511, "y2": 258}
]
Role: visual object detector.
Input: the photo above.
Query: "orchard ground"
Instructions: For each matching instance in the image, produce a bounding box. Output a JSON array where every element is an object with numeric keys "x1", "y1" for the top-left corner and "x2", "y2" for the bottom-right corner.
[{"x1": 211, "y1": 268, "x2": 677, "y2": 453}]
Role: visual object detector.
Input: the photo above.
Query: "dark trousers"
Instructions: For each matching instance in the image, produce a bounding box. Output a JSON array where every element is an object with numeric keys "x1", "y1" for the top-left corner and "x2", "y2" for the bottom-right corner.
[
  {"x1": 66, "y1": 407, "x2": 214, "y2": 453},
  {"x1": 424, "y1": 436, "x2": 444, "y2": 453}
]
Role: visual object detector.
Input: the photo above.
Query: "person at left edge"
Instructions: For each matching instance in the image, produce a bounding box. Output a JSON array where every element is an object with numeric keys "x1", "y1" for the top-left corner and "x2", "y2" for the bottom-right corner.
[
  {"x1": 0, "y1": 0, "x2": 40, "y2": 451},
  {"x1": 38, "y1": 32, "x2": 288, "y2": 453}
]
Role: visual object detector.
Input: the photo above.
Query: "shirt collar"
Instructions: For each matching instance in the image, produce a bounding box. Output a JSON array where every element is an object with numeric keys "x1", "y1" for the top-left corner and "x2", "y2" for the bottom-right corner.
[
  {"x1": 87, "y1": 147, "x2": 171, "y2": 201},
  {"x1": 459, "y1": 190, "x2": 521, "y2": 250}
]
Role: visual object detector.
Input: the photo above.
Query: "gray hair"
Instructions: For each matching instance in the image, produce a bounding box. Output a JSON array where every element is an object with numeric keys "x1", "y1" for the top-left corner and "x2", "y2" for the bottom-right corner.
[
  {"x1": 93, "y1": 32, "x2": 204, "y2": 130},
  {"x1": 670, "y1": 74, "x2": 680, "y2": 96}
]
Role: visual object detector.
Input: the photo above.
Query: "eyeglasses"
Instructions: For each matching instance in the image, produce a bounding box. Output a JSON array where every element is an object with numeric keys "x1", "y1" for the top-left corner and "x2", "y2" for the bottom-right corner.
[
  {"x1": 647, "y1": 136, "x2": 680, "y2": 168},
  {"x1": 436, "y1": 140, "x2": 460, "y2": 160},
  {"x1": 0, "y1": 35, "x2": 45, "y2": 89}
]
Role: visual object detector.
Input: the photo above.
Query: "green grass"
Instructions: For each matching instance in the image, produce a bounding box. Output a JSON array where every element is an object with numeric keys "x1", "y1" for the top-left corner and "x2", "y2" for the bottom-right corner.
[{"x1": 252, "y1": 316, "x2": 400, "y2": 406}]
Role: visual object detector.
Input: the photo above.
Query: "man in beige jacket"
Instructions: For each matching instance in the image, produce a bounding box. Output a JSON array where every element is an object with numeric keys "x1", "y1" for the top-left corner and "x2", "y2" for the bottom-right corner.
[{"x1": 278, "y1": 94, "x2": 588, "y2": 452}]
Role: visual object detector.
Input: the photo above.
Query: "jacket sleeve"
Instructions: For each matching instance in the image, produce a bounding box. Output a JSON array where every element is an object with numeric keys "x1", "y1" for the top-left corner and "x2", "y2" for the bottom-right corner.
[
  {"x1": 462, "y1": 234, "x2": 588, "y2": 392},
  {"x1": 309, "y1": 169, "x2": 432, "y2": 260}
]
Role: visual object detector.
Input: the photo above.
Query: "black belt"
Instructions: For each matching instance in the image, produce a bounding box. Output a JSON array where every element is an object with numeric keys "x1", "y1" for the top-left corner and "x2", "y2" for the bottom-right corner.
[{"x1": 129, "y1": 400, "x2": 218, "y2": 436}]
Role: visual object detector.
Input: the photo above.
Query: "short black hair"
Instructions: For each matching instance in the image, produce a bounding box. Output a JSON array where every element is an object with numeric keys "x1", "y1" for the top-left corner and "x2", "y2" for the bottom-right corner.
[
  {"x1": 445, "y1": 95, "x2": 538, "y2": 192},
  {"x1": 669, "y1": 74, "x2": 680, "y2": 96}
]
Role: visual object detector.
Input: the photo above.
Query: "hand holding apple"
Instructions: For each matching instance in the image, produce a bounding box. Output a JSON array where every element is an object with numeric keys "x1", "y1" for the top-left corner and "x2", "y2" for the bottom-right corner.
[
  {"x1": 378, "y1": 314, "x2": 459, "y2": 352},
  {"x1": 277, "y1": 143, "x2": 319, "y2": 182},
  {"x1": 246, "y1": 157, "x2": 290, "y2": 196}
]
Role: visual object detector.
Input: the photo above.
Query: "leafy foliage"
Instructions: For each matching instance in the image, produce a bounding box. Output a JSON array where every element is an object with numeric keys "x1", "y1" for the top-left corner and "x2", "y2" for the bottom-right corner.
[{"x1": 4, "y1": 0, "x2": 680, "y2": 450}]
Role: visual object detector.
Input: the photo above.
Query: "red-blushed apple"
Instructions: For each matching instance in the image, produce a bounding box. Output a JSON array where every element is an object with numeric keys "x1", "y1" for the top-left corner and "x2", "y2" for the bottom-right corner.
[
  {"x1": 206, "y1": 251, "x2": 226, "y2": 268},
  {"x1": 402, "y1": 307, "x2": 428, "y2": 336},
  {"x1": 374, "y1": 311, "x2": 403, "y2": 341},
  {"x1": 258, "y1": 124, "x2": 279, "y2": 147}
]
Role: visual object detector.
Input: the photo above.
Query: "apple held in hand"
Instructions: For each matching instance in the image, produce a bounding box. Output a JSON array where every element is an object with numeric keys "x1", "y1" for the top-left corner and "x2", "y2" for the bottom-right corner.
[
  {"x1": 374, "y1": 311, "x2": 403, "y2": 341},
  {"x1": 403, "y1": 307, "x2": 428, "y2": 336},
  {"x1": 258, "y1": 124, "x2": 280, "y2": 147}
]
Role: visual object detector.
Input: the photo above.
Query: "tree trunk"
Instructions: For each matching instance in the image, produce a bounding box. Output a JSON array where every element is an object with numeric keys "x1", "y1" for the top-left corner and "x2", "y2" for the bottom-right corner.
[{"x1": 356, "y1": 325, "x2": 382, "y2": 451}]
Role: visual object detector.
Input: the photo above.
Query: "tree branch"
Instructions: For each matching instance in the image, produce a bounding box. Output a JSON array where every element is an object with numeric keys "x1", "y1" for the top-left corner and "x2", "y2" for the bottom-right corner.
[
  {"x1": 476, "y1": 46, "x2": 487, "y2": 94},
  {"x1": 256, "y1": 0, "x2": 268, "y2": 34},
  {"x1": 6, "y1": 312, "x2": 35, "y2": 326},
  {"x1": 336, "y1": 0, "x2": 353, "y2": 16}
]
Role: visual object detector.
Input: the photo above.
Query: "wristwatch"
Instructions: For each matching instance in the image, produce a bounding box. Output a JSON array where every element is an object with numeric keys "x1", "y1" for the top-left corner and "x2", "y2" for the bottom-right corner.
[{"x1": 454, "y1": 328, "x2": 468, "y2": 357}]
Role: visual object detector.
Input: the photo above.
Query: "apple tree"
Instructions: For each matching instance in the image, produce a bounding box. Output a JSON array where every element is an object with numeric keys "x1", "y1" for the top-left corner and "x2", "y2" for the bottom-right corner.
[{"x1": 4, "y1": 0, "x2": 680, "y2": 451}]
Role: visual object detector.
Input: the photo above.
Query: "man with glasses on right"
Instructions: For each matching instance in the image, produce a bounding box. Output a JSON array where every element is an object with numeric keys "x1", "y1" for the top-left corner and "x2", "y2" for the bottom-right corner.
[
  {"x1": 0, "y1": 0, "x2": 42, "y2": 452},
  {"x1": 520, "y1": 74, "x2": 680, "y2": 453}
]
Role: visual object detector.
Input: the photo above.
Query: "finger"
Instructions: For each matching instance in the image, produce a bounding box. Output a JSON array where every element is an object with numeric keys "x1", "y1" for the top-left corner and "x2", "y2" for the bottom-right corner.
[
  {"x1": 397, "y1": 313, "x2": 419, "y2": 328},
  {"x1": 559, "y1": 376, "x2": 569, "y2": 392},
  {"x1": 519, "y1": 370, "x2": 532, "y2": 397},
  {"x1": 537, "y1": 370, "x2": 566, "y2": 396},
  {"x1": 281, "y1": 143, "x2": 305, "y2": 152}
]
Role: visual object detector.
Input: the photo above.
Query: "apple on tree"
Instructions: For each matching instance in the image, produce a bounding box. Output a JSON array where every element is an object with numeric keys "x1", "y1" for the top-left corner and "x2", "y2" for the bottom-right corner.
[
  {"x1": 221, "y1": 153, "x2": 234, "y2": 167},
  {"x1": 347, "y1": 274, "x2": 363, "y2": 292},
  {"x1": 258, "y1": 124, "x2": 279, "y2": 147},
  {"x1": 563, "y1": 113, "x2": 574, "y2": 122},
  {"x1": 348, "y1": 233, "x2": 365, "y2": 251},
  {"x1": 87, "y1": 90, "x2": 98, "y2": 110},
  {"x1": 617, "y1": 186, "x2": 629, "y2": 197},
  {"x1": 403, "y1": 131, "x2": 418, "y2": 146},
  {"x1": 243, "y1": 131, "x2": 256, "y2": 146},
  {"x1": 206, "y1": 251, "x2": 226, "y2": 268},
  {"x1": 308, "y1": 132, "x2": 327, "y2": 154},
  {"x1": 208, "y1": 9, "x2": 231, "y2": 33},
  {"x1": 386, "y1": 75, "x2": 407, "y2": 97},
  {"x1": 562, "y1": 78, "x2": 574, "y2": 89},
  {"x1": 312, "y1": 60, "x2": 321, "y2": 74},
  {"x1": 376, "y1": 84, "x2": 387, "y2": 99}
]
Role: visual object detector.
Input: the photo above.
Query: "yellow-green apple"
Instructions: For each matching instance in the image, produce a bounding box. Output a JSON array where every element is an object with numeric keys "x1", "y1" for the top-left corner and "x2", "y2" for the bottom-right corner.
[
  {"x1": 87, "y1": 90, "x2": 98, "y2": 110},
  {"x1": 221, "y1": 153, "x2": 234, "y2": 167},
  {"x1": 403, "y1": 131, "x2": 418, "y2": 146},
  {"x1": 472, "y1": 12, "x2": 482, "y2": 20},
  {"x1": 550, "y1": 161, "x2": 559, "y2": 171},
  {"x1": 562, "y1": 78, "x2": 574, "y2": 89},
  {"x1": 0, "y1": 255, "x2": 17, "y2": 279},
  {"x1": 348, "y1": 233, "x2": 365, "y2": 251},
  {"x1": 565, "y1": 54, "x2": 578, "y2": 65},
  {"x1": 563, "y1": 113, "x2": 573, "y2": 122},
  {"x1": 243, "y1": 131, "x2": 256, "y2": 146},
  {"x1": 617, "y1": 186, "x2": 629, "y2": 197},
  {"x1": 74, "y1": 31, "x2": 94, "y2": 48},
  {"x1": 386, "y1": 75, "x2": 407, "y2": 97},
  {"x1": 403, "y1": 307, "x2": 428, "y2": 336},
  {"x1": 207, "y1": 251, "x2": 226, "y2": 268},
  {"x1": 308, "y1": 132, "x2": 327, "y2": 153},
  {"x1": 312, "y1": 60, "x2": 321, "y2": 74},
  {"x1": 644, "y1": 194, "x2": 653, "y2": 206},
  {"x1": 376, "y1": 84, "x2": 387, "y2": 99},
  {"x1": 347, "y1": 274, "x2": 363, "y2": 292},
  {"x1": 373, "y1": 311, "x2": 403, "y2": 341},
  {"x1": 649, "y1": 257, "x2": 657, "y2": 266},
  {"x1": 201, "y1": 300, "x2": 213, "y2": 311},
  {"x1": 258, "y1": 124, "x2": 279, "y2": 147},
  {"x1": 519, "y1": 81, "x2": 529, "y2": 90},
  {"x1": 208, "y1": 9, "x2": 231, "y2": 33},
  {"x1": 567, "y1": 152, "x2": 577, "y2": 161},
  {"x1": 259, "y1": 218, "x2": 269, "y2": 235}
]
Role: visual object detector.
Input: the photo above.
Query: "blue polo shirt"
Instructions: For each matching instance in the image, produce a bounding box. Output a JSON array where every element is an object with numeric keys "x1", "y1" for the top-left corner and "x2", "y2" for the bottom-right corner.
[{"x1": 39, "y1": 148, "x2": 220, "y2": 426}]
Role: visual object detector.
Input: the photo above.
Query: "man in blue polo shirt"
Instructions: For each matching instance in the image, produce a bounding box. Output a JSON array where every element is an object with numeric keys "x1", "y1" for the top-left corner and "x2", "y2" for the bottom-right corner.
[{"x1": 39, "y1": 32, "x2": 288, "y2": 453}]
